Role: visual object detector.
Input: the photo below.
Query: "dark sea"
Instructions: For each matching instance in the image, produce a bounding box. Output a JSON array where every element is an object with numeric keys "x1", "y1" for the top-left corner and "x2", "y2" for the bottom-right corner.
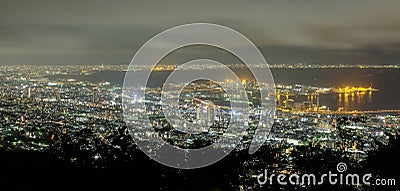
[{"x1": 50, "y1": 68, "x2": 400, "y2": 111}]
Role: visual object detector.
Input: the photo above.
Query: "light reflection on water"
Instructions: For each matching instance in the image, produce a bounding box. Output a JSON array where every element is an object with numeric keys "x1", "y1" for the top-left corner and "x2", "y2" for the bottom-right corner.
[{"x1": 335, "y1": 91, "x2": 373, "y2": 111}]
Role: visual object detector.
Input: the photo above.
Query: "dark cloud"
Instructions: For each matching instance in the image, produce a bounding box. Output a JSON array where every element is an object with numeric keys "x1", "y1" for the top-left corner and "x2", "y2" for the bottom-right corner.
[{"x1": 1, "y1": 0, "x2": 400, "y2": 65}]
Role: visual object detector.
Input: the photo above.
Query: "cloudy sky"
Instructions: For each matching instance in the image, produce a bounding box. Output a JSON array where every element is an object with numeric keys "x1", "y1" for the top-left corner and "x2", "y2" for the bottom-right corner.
[{"x1": 1, "y1": 0, "x2": 400, "y2": 65}]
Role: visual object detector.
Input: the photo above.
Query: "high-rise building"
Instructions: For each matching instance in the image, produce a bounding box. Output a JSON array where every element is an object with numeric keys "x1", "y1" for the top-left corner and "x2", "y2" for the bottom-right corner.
[
  {"x1": 196, "y1": 107, "x2": 201, "y2": 121},
  {"x1": 92, "y1": 87, "x2": 99, "y2": 105},
  {"x1": 55, "y1": 89, "x2": 61, "y2": 101},
  {"x1": 28, "y1": 87, "x2": 31, "y2": 98},
  {"x1": 207, "y1": 105, "x2": 214, "y2": 126}
]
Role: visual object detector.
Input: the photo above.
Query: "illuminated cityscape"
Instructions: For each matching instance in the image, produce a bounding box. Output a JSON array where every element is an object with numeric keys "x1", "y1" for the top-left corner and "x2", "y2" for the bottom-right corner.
[
  {"x1": 0, "y1": 64, "x2": 399, "y2": 190},
  {"x1": 2, "y1": 1, "x2": 400, "y2": 190}
]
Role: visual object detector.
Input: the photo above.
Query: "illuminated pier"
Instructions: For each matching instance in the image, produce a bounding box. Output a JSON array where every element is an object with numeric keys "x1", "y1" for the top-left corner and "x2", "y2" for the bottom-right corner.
[
  {"x1": 335, "y1": 86, "x2": 378, "y2": 93},
  {"x1": 297, "y1": 109, "x2": 400, "y2": 115}
]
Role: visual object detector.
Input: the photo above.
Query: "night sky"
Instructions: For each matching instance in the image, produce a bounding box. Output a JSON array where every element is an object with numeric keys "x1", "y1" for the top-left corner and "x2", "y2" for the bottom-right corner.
[{"x1": 1, "y1": 0, "x2": 400, "y2": 65}]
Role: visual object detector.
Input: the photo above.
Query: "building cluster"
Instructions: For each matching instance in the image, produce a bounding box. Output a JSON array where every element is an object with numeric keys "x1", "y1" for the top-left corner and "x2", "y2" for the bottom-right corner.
[{"x1": 0, "y1": 65, "x2": 399, "y2": 189}]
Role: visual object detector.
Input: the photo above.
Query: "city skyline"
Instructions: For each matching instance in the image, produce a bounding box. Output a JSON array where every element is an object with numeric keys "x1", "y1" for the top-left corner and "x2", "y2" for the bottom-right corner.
[{"x1": 0, "y1": 64, "x2": 399, "y2": 190}]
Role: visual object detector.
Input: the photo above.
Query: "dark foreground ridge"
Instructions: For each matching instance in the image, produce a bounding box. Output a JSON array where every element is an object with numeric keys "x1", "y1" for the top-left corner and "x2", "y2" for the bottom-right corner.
[{"x1": 0, "y1": 136, "x2": 399, "y2": 191}]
